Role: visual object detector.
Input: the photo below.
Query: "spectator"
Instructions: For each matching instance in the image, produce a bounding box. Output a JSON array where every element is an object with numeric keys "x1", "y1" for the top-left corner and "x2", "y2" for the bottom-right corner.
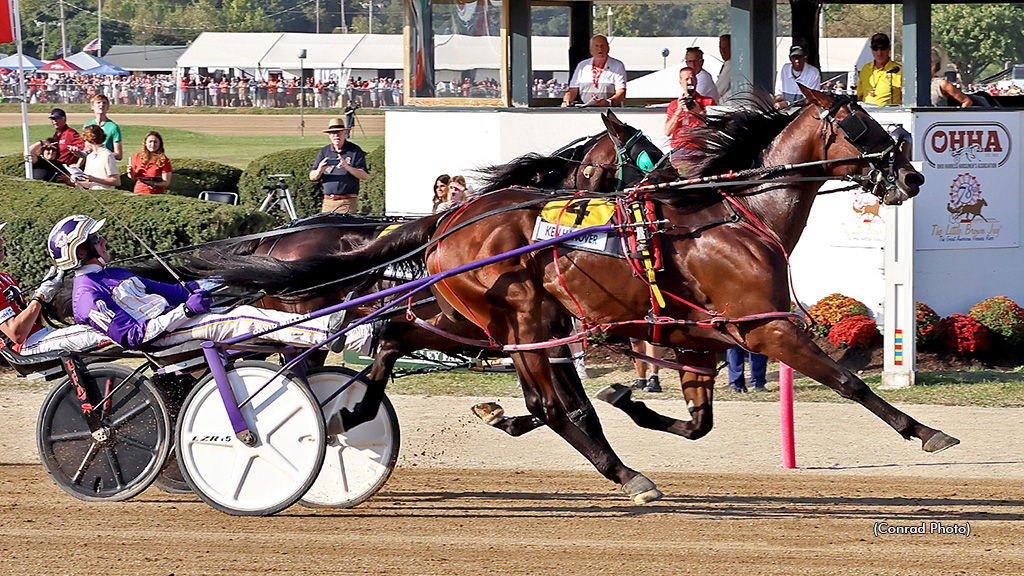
[
  {"x1": 665, "y1": 67, "x2": 716, "y2": 170},
  {"x1": 931, "y1": 46, "x2": 972, "y2": 108},
  {"x1": 775, "y1": 45, "x2": 821, "y2": 107},
  {"x1": 0, "y1": 222, "x2": 108, "y2": 355},
  {"x1": 715, "y1": 34, "x2": 732, "y2": 102},
  {"x1": 309, "y1": 118, "x2": 370, "y2": 213},
  {"x1": 561, "y1": 35, "x2": 627, "y2": 107},
  {"x1": 83, "y1": 94, "x2": 122, "y2": 160},
  {"x1": 727, "y1": 348, "x2": 768, "y2": 393},
  {"x1": 431, "y1": 174, "x2": 451, "y2": 213},
  {"x1": 28, "y1": 108, "x2": 85, "y2": 166},
  {"x1": 684, "y1": 46, "x2": 721, "y2": 103},
  {"x1": 447, "y1": 175, "x2": 471, "y2": 204},
  {"x1": 30, "y1": 138, "x2": 71, "y2": 185},
  {"x1": 76, "y1": 124, "x2": 121, "y2": 190},
  {"x1": 128, "y1": 131, "x2": 173, "y2": 194},
  {"x1": 856, "y1": 33, "x2": 902, "y2": 106},
  {"x1": 631, "y1": 340, "x2": 663, "y2": 393}
]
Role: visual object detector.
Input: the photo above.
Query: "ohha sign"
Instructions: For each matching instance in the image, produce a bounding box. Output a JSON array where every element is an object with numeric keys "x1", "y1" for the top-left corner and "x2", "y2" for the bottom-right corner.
[{"x1": 922, "y1": 122, "x2": 1012, "y2": 169}]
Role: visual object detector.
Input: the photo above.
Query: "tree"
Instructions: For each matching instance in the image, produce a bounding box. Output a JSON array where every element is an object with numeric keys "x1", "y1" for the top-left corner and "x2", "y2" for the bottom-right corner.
[{"x1": 933, "y1": 3, "x2": 1024, "y2": 84}]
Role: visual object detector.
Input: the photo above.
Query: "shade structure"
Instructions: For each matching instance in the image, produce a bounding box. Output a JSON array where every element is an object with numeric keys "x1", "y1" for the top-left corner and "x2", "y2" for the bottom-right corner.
[
  {"x1": 0, "y1": 54, "x2": 46, "y2": 69},
  {"x1": 37, "y1": 58, "x2": 83, "y2": 73},
  {"x1": 79, "y1": 63, "x2": 130, "y2": 76}
]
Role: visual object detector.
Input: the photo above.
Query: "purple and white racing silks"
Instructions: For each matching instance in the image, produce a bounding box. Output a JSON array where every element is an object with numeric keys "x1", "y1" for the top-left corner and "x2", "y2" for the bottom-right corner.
[{"x1": 72, "y1": 264, "x2": 372, "y2": 352}]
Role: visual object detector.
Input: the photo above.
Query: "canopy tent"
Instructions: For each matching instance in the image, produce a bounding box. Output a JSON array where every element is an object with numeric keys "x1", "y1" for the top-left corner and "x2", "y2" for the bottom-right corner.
[
  {"x1": 37, "y1": 58, "x2": 82, "y2": 73},
  {"x1": 103, "y1": 45, "x2": 187, "y2": 73},
  {"x1": 65, "y1": 52, "x2": 113, "y2": 70},
  {"x1": 0, "y1": 54, "x2": 46, "y2": 70},
  {"x1": 79, "y1": 63, "x2": 129, "y2": 76}
]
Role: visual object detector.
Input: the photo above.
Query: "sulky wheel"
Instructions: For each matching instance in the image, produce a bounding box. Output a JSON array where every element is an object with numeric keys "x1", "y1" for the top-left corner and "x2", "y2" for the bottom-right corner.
[
  {"x1": 175, "y1": 360, "x2": 326, "y2": 516},
  {"x1": 36, "y1": 363, "x2": 171, "y2": 502},
  {"x1": 300, "y1": 366, "x2": 400, "y2": 508}
]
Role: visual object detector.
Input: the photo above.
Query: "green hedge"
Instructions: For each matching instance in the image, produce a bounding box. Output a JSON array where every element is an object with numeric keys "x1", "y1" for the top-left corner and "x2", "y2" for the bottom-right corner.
[
  {"x1": 238, "y1": 143, "x2": 386, "y2": 224},
  {"x1": 0, "y1": 178, "x2": 273, "y2": 286}
]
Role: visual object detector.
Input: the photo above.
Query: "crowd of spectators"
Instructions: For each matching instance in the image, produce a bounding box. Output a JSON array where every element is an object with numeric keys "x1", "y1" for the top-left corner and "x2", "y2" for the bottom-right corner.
[
  {"x1": 435, "y1": 77, "x2": 501, "y2": 98},
  {"x1": 0, "y1": 71, "x2": 403, "y2": 108}
]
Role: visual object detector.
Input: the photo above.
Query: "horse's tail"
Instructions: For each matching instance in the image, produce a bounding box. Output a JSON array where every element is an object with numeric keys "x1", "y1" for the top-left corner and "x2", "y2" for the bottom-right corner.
[{"x1": 188, "y1": 212, "x2": 446, "y2": 297}]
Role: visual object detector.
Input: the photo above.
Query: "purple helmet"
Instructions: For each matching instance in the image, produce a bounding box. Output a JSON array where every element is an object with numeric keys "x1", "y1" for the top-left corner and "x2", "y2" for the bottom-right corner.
[{"x1": 48, "y1": 215, "x2": 105, "y2": 271}]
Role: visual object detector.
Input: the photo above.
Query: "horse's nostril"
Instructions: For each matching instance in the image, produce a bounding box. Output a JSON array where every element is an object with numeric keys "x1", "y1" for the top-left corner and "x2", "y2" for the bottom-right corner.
[{"x1": 904, "y1": 171, "x2": 925, "y2": 188}]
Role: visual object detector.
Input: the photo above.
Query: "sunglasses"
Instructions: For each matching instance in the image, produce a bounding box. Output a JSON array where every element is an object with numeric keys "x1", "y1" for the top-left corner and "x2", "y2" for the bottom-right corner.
[{"x1": 871, "y1": 45, "x2": 890, "y2": 51}]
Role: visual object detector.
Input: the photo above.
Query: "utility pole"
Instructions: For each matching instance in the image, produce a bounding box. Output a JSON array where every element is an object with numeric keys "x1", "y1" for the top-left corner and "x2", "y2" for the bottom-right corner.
[
  {"x1": 606, "y1": 7, "x2": 612, "y2": 36},
  {"x1": 340, "y1": 0, "x2": 347, "y2": 32},
  {"x1": 369, "y1": 1, "x2": 373, "y2": 34},
  {"x1": 59, "y1": 0, "x2": 68, "y2": 57},
  {"x1": 97, "y1": 0, "x2": 103, "y2": 55},
  {"x1": 316, "y1": 0, "x2": 320, "y2": 33}
]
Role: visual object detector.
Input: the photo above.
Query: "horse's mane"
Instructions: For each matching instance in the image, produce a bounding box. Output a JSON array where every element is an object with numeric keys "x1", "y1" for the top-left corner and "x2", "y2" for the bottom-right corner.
[
  {"x1": 475, "y1": 133, "x2": 603, "y2": 193},
  {"x1": 677, "y1": 92, "x2": 797, "y2": 179}
]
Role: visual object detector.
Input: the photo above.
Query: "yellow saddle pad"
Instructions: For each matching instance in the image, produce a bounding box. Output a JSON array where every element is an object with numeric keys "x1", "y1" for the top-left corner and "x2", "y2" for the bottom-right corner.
[
  {"x1": 541, "y1": 198, "x2": 616, "y2": 229},
  {"x1": 377, "y1": 224, "x2": 402, "y2": 238}
]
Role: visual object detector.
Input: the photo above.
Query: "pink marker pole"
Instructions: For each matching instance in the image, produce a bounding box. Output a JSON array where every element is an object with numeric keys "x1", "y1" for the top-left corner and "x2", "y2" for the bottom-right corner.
[{"x1": 779, "y1": 363, "x2": 796, "y2": 468}]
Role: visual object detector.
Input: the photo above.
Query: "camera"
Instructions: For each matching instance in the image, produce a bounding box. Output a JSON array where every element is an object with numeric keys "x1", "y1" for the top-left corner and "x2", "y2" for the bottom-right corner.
[{"x1": 326, "y1": 157, "x2": 341, "y2": 166}]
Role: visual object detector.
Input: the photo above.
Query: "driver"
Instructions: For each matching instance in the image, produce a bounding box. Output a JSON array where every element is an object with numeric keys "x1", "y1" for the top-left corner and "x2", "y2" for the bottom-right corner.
[
  {"x1": 0, "y1": 222, "x2": 109, "y2": 355},
  {"x1": 52, "y1": 215, "x2": 368, "y2": 352}
]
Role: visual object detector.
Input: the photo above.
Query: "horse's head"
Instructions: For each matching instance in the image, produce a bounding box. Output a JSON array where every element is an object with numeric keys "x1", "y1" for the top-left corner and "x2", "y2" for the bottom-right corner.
[
  {"x1": 799, "y1": 85, "x2": 924, "y2": 205},
  {"x1": 585, "y1": 111, "x2": 671, "y2": 190}
]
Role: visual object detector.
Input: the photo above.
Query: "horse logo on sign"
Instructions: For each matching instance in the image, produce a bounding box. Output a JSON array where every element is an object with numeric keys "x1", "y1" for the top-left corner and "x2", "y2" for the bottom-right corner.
[{"x1": 947, "y1": 173, "x2": 988, "y2": 222}]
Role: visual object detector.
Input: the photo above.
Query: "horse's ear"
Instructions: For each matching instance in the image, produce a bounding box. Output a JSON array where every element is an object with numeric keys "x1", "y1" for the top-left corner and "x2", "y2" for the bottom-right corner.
[
  {"x1": 605, "y1": 110, "x2": 621, "y2": 125},
  {"x1": 602, "y1": 110, "x2": 627, "y2": 142},
  {"x1": 798, "y1": 83, "x2": 833, "y2": 109}
]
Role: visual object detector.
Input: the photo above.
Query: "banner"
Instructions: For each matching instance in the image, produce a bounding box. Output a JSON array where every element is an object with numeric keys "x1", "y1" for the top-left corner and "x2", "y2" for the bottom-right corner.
[
  {"x1": 916, "y1": 112, "x2": 1020, "y2": 250},
  {"x1": 1, "y1": 0, "x2": 13, "y2": 44}
]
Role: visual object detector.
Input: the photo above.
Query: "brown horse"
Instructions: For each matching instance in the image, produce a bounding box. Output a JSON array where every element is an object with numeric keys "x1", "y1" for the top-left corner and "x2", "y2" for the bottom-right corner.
[{"x1": 210, "y1": 87, "x2": 957, "y2": 503}]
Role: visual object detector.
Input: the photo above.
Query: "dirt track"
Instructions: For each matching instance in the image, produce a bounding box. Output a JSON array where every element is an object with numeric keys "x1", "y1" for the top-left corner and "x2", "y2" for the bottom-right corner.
[
  {"x1": 2, "y1": 389, "x2": 1023, "y2": 575},
  {"x1": 0, "y1": 112, "x2": 385, "y2": 137}
]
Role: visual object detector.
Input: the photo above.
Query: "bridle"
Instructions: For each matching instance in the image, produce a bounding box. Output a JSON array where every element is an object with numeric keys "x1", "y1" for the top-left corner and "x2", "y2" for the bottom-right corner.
[
  {"x1": 610, "y1": 125, "x2": 661, "y2": 190},
  {"x1": 817, "y1": 97, "x2": 907, "y2": 199}
]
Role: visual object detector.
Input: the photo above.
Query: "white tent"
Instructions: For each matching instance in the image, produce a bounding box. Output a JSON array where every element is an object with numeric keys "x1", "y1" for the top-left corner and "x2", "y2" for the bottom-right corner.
[
  {"x1": 0, "y1": 54, "x2": 46, "y2": 69},
  {"x1": 65, "y1": 52, "x2": 113, "y2": 70}
]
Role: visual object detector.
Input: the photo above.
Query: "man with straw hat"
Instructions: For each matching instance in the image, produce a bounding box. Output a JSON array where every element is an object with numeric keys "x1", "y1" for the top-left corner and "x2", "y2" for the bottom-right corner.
[{"x1": 309, "y1": 117, "x2": 370, "y2": 213}]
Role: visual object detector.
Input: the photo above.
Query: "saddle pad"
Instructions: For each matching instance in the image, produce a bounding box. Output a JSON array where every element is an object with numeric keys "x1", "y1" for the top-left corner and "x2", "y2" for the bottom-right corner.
[
  {"x1": 541, "y1": 198, "x2": 616, "y2": 228},
  {"x1": 377, "y1": 223, "x2": 402, "y2": 238}
]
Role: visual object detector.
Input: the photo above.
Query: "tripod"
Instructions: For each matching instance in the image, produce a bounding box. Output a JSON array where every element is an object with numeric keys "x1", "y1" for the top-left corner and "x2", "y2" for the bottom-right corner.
[{"x1": 258, "y1": 174, "x2": 299, "y2": 221}]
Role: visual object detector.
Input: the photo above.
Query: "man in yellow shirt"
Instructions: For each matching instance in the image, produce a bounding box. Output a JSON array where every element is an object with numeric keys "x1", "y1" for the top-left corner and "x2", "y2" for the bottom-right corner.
[{"x1": 856, "y1": 33, "x2": 902, "y2": 106}]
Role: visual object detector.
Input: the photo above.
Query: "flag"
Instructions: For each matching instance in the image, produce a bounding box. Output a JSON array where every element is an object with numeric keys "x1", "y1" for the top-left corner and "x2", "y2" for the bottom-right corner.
[
  {"x1": 83, "y1": 38, "x2": 101, "y2": 52},
  {"x1": 1, "y1": 0, "x2": 14, "y2": 44}
]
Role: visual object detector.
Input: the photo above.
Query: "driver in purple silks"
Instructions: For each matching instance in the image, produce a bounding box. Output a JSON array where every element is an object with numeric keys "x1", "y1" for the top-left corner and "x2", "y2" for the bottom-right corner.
[{"x1": 51, "y1": 215, "x2": 370, "y2": 352}]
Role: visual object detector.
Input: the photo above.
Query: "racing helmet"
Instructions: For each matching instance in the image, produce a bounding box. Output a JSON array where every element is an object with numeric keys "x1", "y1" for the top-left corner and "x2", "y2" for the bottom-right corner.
[{"x1": 48, "y1": 215, "x2": 106, "y2": 271}]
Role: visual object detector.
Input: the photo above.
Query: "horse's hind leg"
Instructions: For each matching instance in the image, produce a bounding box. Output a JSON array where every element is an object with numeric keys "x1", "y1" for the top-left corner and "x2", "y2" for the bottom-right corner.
[
  {"x1": 510, "y1": 347, "x2": 662, "y2": 503},
  {"x1": 751, "y1": 319, "x2": 959, "y2": 452},
  {"x1": 596, "y1": 350, "x2": 715, "y2": 440}
]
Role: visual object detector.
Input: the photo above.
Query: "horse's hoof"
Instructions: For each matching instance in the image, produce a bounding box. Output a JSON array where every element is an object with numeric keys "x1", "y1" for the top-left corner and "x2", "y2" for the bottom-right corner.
[
  {"x1": 922, "y1": 431, "x2": 960, "y2": 453},
  {"x1": 471, "y1": 402, "x2": 505, "y2": 426},
  {"x1": 622, "y1": 474, "x2": 663, "y2": 504},
  {"x1": 595, "y1": 384, "x2": 631, "y2": 406}
]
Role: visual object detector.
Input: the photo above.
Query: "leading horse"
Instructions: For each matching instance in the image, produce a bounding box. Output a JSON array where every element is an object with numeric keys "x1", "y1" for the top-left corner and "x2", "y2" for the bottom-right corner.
[{"x1": 209, "y1": 87, "x2": 958, "y2": 503}]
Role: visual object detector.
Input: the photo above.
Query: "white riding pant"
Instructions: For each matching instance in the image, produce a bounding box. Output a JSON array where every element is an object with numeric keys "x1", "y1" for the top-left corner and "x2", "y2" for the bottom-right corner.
[
  {"x1": 154, "y1": 305, "x2": 372, "y2": 354},
  {"x1": 19, "y1": 324, "x2": 111, "y2": 356}
]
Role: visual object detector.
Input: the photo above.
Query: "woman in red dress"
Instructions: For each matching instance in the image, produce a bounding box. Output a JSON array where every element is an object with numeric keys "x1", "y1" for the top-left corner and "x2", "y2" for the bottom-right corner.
[{"x1": 127, "y1": 131, "x2": 172, "y2": 194}]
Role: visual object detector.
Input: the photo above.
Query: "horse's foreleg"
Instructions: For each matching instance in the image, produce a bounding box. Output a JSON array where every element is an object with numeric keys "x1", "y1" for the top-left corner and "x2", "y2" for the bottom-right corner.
[
  {"x1": 750, "y1": 320, "x2": 959, "y2": 452},
  {"x1": 595, "y1": 350, "x2": 715, "y2": 440}
]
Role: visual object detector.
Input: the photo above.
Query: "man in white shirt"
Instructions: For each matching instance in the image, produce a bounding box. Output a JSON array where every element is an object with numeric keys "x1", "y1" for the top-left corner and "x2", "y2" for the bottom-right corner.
[
  {"x1": 776, "y1": 45, "x2": 821, "y2": 107},
  {"x1": 715, "y1": 34, "x2": 732, "y2": 102},
  {"x1": 562, "y1": 35, "x2": 627, "y2": 107},
  {"x1": 684, "y1": 46, "x2": 720, "y2": 103}
]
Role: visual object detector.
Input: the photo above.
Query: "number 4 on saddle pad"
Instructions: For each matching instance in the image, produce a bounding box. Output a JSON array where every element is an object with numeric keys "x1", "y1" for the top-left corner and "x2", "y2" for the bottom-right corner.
[{"x1": 532, "y1": 198, "x2": 621, "y2": 256}]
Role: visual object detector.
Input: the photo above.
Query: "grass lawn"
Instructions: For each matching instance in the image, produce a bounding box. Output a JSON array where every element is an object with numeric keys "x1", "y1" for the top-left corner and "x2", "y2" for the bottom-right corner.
[{"x1": 0, "y1": 124, "x2": 384, "y2": 169}]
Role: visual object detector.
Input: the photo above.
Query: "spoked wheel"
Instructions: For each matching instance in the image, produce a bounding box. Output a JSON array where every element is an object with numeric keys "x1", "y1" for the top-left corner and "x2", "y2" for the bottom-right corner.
[
  {"x1": 175, "y1": 360, "x2": 326, "y2": 516},
  {"x1": 36, "y1": 363, "x2": 171, "y2": 502},
  {"x1": 300, "y1": 366, "x2": 400, "y2": 508}
]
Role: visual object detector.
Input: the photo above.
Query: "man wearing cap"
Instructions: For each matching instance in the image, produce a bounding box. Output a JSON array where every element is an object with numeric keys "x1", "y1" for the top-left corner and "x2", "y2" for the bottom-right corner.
[
  {"x1": 856, "y1": 33, "x2": 902, "y2": 106},
  {"x1": 27, "y1": 109, "x2": 85, "y2": 167},
  {"x1": 0, "y1": 222, "x2": 108, "y2": 356},
  {"x1": 309, "y1": 118, "x2": 370, "y2": 213},
  {"x1": 775, "y1": 45, "x2": 821, "y2": 107}
]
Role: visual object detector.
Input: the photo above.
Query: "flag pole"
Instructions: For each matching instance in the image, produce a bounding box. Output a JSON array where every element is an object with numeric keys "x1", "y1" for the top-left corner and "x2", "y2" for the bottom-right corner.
[{"x1": 11, "y1": 0, "x2": 33, "y2": 178}]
